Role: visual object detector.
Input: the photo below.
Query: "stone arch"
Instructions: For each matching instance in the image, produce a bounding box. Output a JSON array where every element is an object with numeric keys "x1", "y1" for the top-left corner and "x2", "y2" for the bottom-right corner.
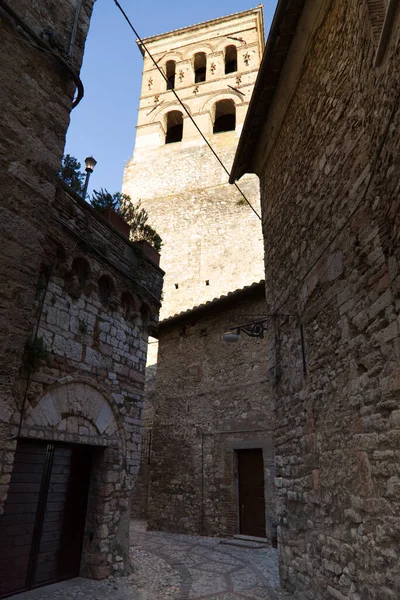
[
  {"x1": 182, "y1": 43, "x2": 214, "y2": 59},
  {"x1": 201, "y1": 92, "x2": 242, "y2": 119},
  {"x1": 150, "y1": 102, "x2": 191, "y2": 125},
  {"x1": 160, "y1": 51, "x2": 184, "y2": 64},
  {"x1": 22, "y1": 380, "x2": 121, "y2": 447},
  {"x1": 214, "y1": 38, "x2": 243, "y2": 52}
]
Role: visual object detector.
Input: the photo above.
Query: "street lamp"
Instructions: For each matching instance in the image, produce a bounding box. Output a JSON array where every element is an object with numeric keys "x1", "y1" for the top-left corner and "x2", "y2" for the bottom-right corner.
[
  {"x1": 82, "y1": 155, "x2": 97, "y2": 199},
  {"x1": 222, "y1": 321, "x2": 268, "y2": 343}
]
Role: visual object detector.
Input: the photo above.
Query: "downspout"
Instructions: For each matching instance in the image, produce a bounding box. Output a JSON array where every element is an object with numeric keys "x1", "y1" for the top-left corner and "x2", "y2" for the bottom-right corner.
[{"x1": 69, "y1": 0, "x2": 84, "y2": 60}]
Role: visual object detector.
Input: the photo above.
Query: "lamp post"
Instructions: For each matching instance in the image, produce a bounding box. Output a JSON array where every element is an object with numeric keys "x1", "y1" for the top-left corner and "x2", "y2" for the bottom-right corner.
[{"x1": 82, "y1": 155, "x2": 97, "y2": 199}]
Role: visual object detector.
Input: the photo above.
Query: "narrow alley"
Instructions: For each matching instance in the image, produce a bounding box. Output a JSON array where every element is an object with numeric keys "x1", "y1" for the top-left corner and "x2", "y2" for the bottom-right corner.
[{"x1": 10, "y1": 522, "x2": 291, "y2": 600}]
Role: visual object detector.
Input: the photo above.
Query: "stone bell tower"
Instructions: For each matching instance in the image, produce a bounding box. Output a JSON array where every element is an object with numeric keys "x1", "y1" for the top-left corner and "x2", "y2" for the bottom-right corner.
[{"x1": 123, "y1": 6, "x2": 265, "y2": 320}]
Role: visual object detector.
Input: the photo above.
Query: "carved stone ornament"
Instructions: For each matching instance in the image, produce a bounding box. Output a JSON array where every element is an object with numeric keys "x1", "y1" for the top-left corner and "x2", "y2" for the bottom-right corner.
[
  {"x1": 210, "y1": 62, "x2": 216, "y2": 74},
  {"x1": 154, "y1": 95, "x2": 160, "y2": 103},
  {"x1": 179, "y1": 70, "x2": 185, "y2": 82},
  {"x1": 236, "y1": 74, "x2": 242, "y2": 85},
  {"x1": 243, "y1": 52, "x2": 250, "y2": 65},
  {"x1": 148, "y1": 77, "x2": 153, "y2": 90},
  {"x1": 193, "y1": 85, "x2": 199, "y2": 95}
]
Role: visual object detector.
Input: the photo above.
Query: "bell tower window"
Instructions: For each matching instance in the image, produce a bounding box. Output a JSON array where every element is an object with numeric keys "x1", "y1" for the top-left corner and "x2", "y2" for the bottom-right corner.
[
  {"x1": 194, "y1": 52, "x2": 207, "y2": 83},
  {"x1": 213, "y1": 99, "x2": 236, "y2": 133},
  {"x1": 165, "y1": 111, "x2": 183, "y2": 144},
  {"x1": 166, "y1": 60, "x2": 176, "y2": 90},
  {"x1": 225, "y1": 45, "x2": 237, "y2": 74}
]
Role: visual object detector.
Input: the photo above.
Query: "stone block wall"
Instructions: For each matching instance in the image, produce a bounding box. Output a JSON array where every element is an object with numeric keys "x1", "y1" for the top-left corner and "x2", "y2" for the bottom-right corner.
[
  {"x1": 255, "y1": 1, "x2": 400, "y2": 598},
  {"x1": 123, "y1": 133, "x2": 263, "y2": 319},
  {"x1": 0, "y1": 183, "x2": 163, "y2": 577},
  {"x1": 147, "y1": 284, "x2": 276, "y2": 539},
  {"x1": 0, "y1": 0, "x2": 95, "y2": 468},
  {"x1": 122, "y1": 7, "x2": 265, "y2": 321}
]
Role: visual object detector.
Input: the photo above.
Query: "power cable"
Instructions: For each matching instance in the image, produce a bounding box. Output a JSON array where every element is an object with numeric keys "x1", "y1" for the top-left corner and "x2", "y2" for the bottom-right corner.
[{"x1": 113, "y1": 0, "x2": 261, "y2": 220}]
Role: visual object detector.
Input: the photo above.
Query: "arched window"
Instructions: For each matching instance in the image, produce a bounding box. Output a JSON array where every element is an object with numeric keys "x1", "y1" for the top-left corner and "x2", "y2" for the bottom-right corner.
[
  {"x1": 165, "y1": 111, "x2": 183, "y2": 144},
  {"x1": 225, "y1": 45, "x2": 237, "y2": 74},
  {"x1": 98, "y1": 275, "x2": 115, "y2": 308},
  {"x1": 213, "y1": 99, "x2": 236, "y2": 133},
  {"x1": 121, "y1": 291, "x2": 135, "y2": 320},
  {"x1": 166, "y1": 60, "x2": 176, "y2": 90},
  {"x1": 194, "y1": 52, "x2": 207, "y2": 83},
  {"x1": 71, "y1": 257, "x2": 90, "y2": 287},
  {"x1": 140, "y1": 303, "x2": 150, "y2": 326}
]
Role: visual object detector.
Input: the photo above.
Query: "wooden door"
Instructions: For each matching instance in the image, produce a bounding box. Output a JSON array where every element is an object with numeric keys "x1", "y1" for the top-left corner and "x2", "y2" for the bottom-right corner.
[
  {"x1": 0, "y1": 440, "x2": 92, "y2": 598},
  {"x1": 237, "y1": 448, "x2": 266, "y2": 538}
]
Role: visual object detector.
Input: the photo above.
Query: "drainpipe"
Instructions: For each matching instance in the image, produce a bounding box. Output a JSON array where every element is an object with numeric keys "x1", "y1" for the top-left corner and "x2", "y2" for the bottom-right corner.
[{"x1": 69, "y1": 0, "x2": 84, "y2": 60}]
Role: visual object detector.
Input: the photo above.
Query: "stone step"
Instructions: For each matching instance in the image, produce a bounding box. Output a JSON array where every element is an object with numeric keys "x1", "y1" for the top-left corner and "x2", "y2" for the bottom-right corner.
[{"x1": 218, "y1": 536, "x2": 270, "y2": 549}]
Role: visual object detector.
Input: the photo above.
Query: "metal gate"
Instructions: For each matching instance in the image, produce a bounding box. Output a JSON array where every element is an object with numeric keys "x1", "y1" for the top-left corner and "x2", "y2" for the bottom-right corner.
[
  {"x1": 0, "y1": 440, "x2": 92, "y2": 598},
  {"x1": 237, "y1": 448, "x2": 266, "y2": 538}
]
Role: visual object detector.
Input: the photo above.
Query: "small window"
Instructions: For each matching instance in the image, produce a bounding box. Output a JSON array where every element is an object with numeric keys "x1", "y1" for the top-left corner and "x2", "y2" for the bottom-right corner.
[
  {"x1": 194, "y1": 52, "x2": 207, "y2": 83},
  {"x1": 225, "y1": 45, "x2": 237, "y2": 74},
  {"x1": 98, "y1": 275, "x2": 115, "y2": 308},
  {"x1": 213, "y1": 99, "x2": 236, "y2": 133},
  {"x1": 166, "y1": 60, "x2": 176, "y2": 90},
  {"x1": 165, "y1": 111, "x2": 183, "y2": 144},
  {"x1": 71, "y1": 257, "x2": 90, "y2": 287},
  {"x1": 121, "y1": 291, "x2": 134, "y2": 320}
]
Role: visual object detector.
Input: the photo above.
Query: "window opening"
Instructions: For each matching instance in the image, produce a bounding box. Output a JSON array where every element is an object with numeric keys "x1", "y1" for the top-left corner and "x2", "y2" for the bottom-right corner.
[
  {"x1": 194, "y1": 52, "x2": 207, "y2": 83},
  {"x1": 213, "y1": 99, "x2": 236, "y2": 133},
  {"x1": 98, "y1": 275, "x2": 114, "y2": 308},
  {"x1": 166, "y1": 60, "x2": 176, "y2": 90},
  {"x1": 165, "y1": 111, "x2": 183, "y2": 144},
  {"x1": 225, "y1": 45, "x2": 237, "y2": 74}
]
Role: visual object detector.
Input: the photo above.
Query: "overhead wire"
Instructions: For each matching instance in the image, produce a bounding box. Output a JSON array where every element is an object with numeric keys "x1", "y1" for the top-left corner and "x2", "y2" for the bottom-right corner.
[{"x1": 112, "y1": 0, "x2": 261, "y2": 220}]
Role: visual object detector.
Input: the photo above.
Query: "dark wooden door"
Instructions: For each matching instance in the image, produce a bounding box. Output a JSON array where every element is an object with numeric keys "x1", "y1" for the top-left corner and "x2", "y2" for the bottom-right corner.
[
  {"x1": 237, "y1": 448, "x2": 266, "y2": 538},
  {"x1": 0, "y1": 440, "x2": 92, "y2": 598}
]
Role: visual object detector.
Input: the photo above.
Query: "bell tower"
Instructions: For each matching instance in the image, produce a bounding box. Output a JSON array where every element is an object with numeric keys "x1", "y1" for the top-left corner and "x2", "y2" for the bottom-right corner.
[{"x1": 123, "y1": 6, "x2": 265, "y2": 319}]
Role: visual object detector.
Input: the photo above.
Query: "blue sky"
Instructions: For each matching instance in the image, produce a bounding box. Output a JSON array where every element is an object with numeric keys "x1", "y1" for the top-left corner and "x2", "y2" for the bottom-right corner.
[{"x1": 65, "y1": 0, "x2": 278, "y2": 196}]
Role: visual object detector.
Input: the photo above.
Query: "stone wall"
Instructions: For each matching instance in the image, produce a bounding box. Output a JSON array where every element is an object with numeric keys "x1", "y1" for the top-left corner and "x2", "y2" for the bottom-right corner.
[
  {"x1": 147, "y1": 284, "x2": 276, "y2": 539},
  {"x1": 0, "y1": 183, "x2": 163, "y2": 577},
  {"x1": 122, "y1": 8, "x2": 265, "y2": 321},
  {"x1": 0, "y1": 0, "x2": 95, "y2": 476},
  {"x1": 253, "y1": 1, "x2": 400, "y2": 598}
]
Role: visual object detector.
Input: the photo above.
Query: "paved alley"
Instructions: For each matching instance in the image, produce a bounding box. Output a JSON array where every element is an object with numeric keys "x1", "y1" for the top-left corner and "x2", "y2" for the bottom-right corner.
[{"x1": 11, "y1": 521, "x2": 291, "y2": 600}]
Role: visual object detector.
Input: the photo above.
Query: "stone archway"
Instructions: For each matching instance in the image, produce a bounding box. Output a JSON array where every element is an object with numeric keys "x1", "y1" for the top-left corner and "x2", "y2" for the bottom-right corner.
[
  {"x1": 20, "y1": 379, "x2": 120, "y2": 446},
  {"x1": 16, "y1": 379, "x2": 130, "y2": 579}
]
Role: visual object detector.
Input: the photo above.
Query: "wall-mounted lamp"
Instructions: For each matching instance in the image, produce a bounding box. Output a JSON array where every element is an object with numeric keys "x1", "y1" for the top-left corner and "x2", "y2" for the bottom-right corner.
[
  {"x1": 82, "y1": 155, "x2": 97, "y2": 199},
  {"x1": 223, "y1": 314, "x2": 308, "y2": 377},
  {"x1": 222, "y1": 321, "x2": 267, "y2": 343},
  {"x1": 222, "y1": 330, "x2": 241, "y2": 343}
]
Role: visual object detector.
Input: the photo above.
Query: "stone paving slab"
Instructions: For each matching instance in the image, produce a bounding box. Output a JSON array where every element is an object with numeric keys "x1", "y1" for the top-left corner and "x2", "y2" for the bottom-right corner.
[{"x1": 10, "y1": 521, "x2": 293, "y2": 600}]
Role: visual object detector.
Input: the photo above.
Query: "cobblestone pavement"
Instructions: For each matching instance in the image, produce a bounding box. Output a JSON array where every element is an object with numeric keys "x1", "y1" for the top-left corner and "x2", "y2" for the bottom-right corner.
[
  {"x1": 12, "y1": 521, "x2": 292, "y2": 600},
  {"x1": 130, "y1": 521, "x2": 292, "y2": 600}
]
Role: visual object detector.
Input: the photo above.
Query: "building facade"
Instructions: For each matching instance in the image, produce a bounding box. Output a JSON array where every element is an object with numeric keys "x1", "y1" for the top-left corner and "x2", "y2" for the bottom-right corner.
[
  {"x1": 144, "y1": 283, "x2": 276, "y2": 540},
  {"x1": 122, "y1": 6, "x2": 265, "y2": 320},
  {"x1": 231, "y1": 1, "x2": 400, "y2": 598},
  {"x1": 0, "y1": 0, "x2": 95, "y2": 497},
  {"x1": 0, "y1": 182, "x2": 163, "y2": 596}
]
